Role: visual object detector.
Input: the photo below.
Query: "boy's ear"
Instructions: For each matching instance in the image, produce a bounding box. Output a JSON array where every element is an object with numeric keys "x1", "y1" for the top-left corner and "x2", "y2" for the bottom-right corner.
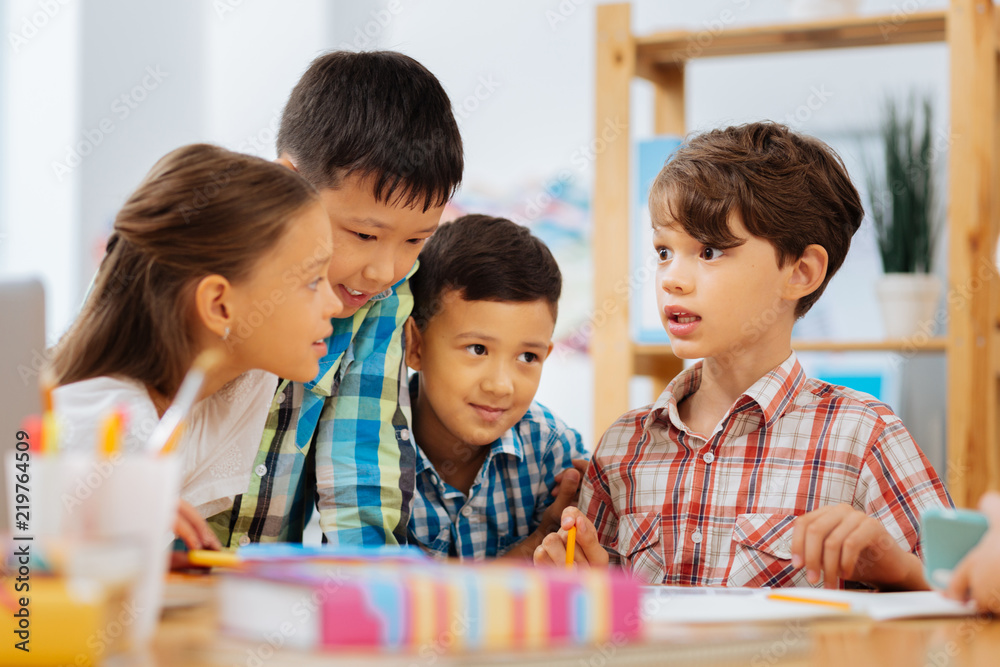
[
  {"x1": 194, "y1": 274, "x2": 234, "y2": 340},
  {"x1": 403, "y1": 317, "x2": 423, "y2": 371},
  {"x1": 784, "y1": 244, "x2": 829, "y2": 301},
  {"x1": 274, "y1": 154, "x2": 298, "y2": 172}
]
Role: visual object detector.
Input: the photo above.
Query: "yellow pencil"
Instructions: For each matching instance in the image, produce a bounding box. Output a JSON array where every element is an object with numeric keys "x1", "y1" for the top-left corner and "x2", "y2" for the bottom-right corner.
[
  {"x1": 187, "y1": 550, "x2": 241, "y2": 569},
  {"x1": 766, "y1": 593, "x2": 852, "y2": 612},
  {"x1": 565, "y1": 525, "x2": 577, "y2": 570},
  {"x1": 98, "y1": 410, "x2": 123, "y2": 457}
]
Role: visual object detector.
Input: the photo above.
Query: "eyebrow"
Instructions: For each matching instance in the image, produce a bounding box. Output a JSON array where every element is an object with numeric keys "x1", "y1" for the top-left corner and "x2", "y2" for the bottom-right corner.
[
  {"x1": 301, "y1": 252, "x2": 332, "y2": 272},
  {"x1": 455, "y1": 332, "x2": 550, "y2": 351},
  {"x1": 351, "y1": 218, "x2": 437, "y2": 235}
]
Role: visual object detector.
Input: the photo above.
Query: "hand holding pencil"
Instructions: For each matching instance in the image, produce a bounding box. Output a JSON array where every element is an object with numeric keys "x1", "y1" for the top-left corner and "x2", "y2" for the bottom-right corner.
[{"x1": 533, "y1": 507, "x2": 609, "y2": 570}]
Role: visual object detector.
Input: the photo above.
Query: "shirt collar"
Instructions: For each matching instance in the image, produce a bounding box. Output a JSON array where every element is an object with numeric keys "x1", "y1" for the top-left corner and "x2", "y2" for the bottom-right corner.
[{"x1": 644, "y1": 351, "x2": 805, "y2": 435}]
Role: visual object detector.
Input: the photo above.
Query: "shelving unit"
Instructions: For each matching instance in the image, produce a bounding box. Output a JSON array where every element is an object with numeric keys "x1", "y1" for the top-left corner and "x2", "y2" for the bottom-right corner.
[{"x1": 592, "y1": 2, "x2": 1000, "y2": 506}]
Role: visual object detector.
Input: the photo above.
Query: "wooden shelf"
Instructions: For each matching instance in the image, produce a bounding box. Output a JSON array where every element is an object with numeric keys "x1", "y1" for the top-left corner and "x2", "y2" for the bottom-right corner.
[
  {"x1": 635, "y1": 11, "x2": 946, "y2": 72},
  {"x1": 593, "y1": 2, "x2": 1000, "y2": 506}
]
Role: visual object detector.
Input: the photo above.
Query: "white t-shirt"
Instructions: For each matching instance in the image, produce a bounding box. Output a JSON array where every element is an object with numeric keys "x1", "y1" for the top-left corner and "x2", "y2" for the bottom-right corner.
[{"x1": 54, "y1": 370, "x2": 277, "y2": 518}]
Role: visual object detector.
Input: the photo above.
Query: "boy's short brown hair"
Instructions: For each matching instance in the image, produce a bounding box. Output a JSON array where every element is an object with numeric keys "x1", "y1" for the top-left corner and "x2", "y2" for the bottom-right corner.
[{"x1": 649, "y1": 122, "x2": 863, "y2": 316}]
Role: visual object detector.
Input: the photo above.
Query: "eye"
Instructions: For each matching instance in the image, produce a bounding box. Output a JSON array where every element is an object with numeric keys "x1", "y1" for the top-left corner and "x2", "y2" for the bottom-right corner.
[
  {"x1": 407, "y1": 237, "x2": 429, "y2": 246},
  {"x1": 656, "y1": 246, "x2": 673, "y2": 262},
  {"x1": 308, "y1": 276, "x2": 324, "y2": 291},
  {"x1": 701, "y1": 247, "x2": 724, "y2": 260},
  {"x1": 465, "y1": 344, "x2": 487, "y2": 356},
  {"x1": 355, "y1": 232, "x2": 375, "y2": 241},
  {"x1": 517, "y1": 352, "x2": 539, "y2": 363}
]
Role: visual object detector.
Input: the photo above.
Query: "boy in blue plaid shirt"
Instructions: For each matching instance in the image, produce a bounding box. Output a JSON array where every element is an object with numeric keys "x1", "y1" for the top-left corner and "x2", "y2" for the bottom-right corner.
[
  {"x1": 208, "y1": 51, "x2": 463, "y2": 548},
  {"x1": 404, "y1": 215, "x2": 589, "y2": 560}
]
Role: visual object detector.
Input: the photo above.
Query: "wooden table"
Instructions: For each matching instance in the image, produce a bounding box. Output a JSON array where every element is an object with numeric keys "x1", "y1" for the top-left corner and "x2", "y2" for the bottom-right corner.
[{"x1": 142, "y1": 576, "x2": 1000, "y2": 667}]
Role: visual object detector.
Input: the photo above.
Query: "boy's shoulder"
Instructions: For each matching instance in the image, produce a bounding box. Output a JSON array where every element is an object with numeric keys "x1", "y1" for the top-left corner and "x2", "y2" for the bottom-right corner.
[
  {"x1": 797, "y1": 375, "x2": 904, "y2": 428},
  {"x1": 511, "y1": 401, "x2": 585, "y2": 454}
]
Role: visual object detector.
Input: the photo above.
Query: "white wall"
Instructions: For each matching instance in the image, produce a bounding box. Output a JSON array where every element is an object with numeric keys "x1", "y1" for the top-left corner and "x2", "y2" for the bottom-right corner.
[{"x1": 0, "y1": 0, "x2": 951, "y2": 464}]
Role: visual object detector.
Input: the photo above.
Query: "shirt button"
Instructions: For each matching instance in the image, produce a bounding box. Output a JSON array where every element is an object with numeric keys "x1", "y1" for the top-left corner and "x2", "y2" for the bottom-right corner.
[
  {"x1": 461, "y1": 505, "x2": 474, "y2": 518},
  {"x1": 255, "y1": 464, "x2": 267, "y2": 477},
  {"x1": 276, "y1": 392, "x2": 285, "y2": 404},
  {"x1": 399, "y1": 428, "x2": 410, "y2": 440},
  {"x1": 691, "y1": 531, "x2": 703, "y2": 544},
  {"x1": 238, "y1": 535, "x2": 251, "y2": 547},
  {"x1": 703, "y1": 452, "x2": 715, "y2": 464}
]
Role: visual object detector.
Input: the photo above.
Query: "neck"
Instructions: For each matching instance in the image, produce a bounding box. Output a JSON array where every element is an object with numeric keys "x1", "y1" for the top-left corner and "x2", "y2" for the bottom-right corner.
[{"x1": 149, "y1": 341, "x2": 245, "y2": 417}]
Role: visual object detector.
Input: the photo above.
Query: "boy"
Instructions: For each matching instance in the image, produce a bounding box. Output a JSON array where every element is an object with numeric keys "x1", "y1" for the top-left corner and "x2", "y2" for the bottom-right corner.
[
  {"x1": 209, "y1": 51, "x2": 463, "y2": 548},
  {"x1": 404, "y1": 215, "x2": 588, "y2": 559},
  {"x1": 534, "y1": 122, "x2": 952, "y2": 590}
]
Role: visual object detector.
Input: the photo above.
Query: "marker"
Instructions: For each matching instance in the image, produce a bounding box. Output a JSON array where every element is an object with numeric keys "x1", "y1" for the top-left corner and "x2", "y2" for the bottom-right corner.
[
  {"x1": 566, "y1": 525, "x2": 577, "y2": 570},
  {"x1": 98, "y1": 409, "x2": 124, "y2": 457},
  {"x1": 40, "y1": 374, "x2": 57, "y2": 454},
  {"x1": 186, "y1": 550, "x2": 241, "y2": 569},
  {"x1": 766, "y1": 593, "x2": 852, "y2": 612}
]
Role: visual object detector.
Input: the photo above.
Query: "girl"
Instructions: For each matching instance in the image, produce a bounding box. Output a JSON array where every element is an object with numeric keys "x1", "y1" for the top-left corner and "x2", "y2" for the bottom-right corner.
[{"x1": 50, "y1": 143, "x2": 341, "y2": 549}]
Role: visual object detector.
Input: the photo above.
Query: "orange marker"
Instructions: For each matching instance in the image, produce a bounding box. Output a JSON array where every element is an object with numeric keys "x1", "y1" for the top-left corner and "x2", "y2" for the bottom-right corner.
[
  {"x1": 98, "y1": 410, "x2": 124, "y2": 457},
  {"x1": 565, "y1": 525, "x2": 577, "y2": 570},
  {"x1": 39, "y1": 374, "x2": 57, "y2": 454}
]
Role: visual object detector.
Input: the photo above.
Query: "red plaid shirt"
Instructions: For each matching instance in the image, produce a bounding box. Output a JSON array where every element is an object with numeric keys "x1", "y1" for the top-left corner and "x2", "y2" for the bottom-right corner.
[{"x1": 581, "y1": 352, "x2": 952, "y2": 588}]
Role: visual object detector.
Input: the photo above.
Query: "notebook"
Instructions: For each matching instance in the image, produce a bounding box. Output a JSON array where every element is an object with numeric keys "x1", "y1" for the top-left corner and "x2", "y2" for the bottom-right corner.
[{"x1": 0, "y1": 278, "x2": 45, "y2": 533}]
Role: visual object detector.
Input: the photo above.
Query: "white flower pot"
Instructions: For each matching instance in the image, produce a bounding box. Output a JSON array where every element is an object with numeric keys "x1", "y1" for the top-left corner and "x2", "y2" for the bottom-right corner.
[{"x1": 875, "y1": 273, "x2": 943, "y2": 339}]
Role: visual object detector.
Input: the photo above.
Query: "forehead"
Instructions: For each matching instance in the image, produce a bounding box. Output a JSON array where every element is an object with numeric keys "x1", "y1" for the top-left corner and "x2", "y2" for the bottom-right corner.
[
  {"x1": 317, "y1": 175, "x2": 443, "y2": 234},
  {"x1": 430, "y1": 291, "x2": 555, "y2": 336}
]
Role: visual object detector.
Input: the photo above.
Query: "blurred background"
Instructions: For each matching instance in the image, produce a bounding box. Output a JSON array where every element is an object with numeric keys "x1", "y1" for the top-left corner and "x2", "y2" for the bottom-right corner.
[{"x1": 0, "y1": 0, "x2": 951, "y2": 473}]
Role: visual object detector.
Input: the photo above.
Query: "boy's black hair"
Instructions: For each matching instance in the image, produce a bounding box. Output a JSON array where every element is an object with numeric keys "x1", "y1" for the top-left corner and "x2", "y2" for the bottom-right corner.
[
  {"x1": 410, "y1": 214, "x2": 562, "y2": 329},
  {"x1": 277, "y1": 50, "x2": 464, "y2": 211}
]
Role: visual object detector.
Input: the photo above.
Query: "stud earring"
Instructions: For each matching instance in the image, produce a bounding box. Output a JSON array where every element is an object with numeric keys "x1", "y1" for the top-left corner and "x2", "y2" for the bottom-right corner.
[{"x1": 222, "y1": 326, "x2": 230, "y2": 341}]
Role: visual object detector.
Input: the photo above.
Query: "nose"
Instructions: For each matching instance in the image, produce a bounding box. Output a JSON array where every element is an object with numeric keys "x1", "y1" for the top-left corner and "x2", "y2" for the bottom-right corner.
[
  {"x1": 659, "y1": 258, "x2": 693, "y2": 295},
  {"x1": 361, "y1": 251, "x2": 395, "y2": 289},
  {"x1": 321, "y1": 278, "x2": 343, "y2": 319},
  {"x1": 481, "y1": 360, "x2": 514, "y2": 398}
]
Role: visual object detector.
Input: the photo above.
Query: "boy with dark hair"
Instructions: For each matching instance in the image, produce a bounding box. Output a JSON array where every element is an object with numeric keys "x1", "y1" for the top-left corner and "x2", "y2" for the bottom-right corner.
[
  {"x1": 535, "y1": 123, "x2": 952, "y2": 589},
  {"x1": 405, "y1": 215, "x2": 588, "y2": 560},
  {"x1": 210, "y1": 51, "x2": 463, "y2": 548}
]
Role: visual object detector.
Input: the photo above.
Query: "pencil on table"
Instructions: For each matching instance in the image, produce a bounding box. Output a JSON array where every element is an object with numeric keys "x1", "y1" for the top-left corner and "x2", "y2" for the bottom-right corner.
[
  {"x1": 766, "y1": 593, "x2": 852, "y2": 612},
  {"x1": 566, "y1": 525, "x2": 577, "y2": 570}
]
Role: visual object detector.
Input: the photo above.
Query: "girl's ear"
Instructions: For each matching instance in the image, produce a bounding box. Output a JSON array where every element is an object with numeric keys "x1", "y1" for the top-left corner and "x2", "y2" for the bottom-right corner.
[
  {"x1": 784, "y1": 244, "x2": 829, "y2": 302},
  {"x1": 404, "y1": 316, "x2": 423, "y2": 371},
  {"x1": 194, "y1": 274, "x2": 234, "y2": 340}
]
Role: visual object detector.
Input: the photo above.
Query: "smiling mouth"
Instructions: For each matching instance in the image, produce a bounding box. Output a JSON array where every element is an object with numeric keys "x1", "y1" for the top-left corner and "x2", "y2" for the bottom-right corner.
[
  {"x1": 670, "y1": 314, "x2": 700, "y2": 323},
  {"x1": 344, "y1": 287, "x2": 365, "y2": 296}
]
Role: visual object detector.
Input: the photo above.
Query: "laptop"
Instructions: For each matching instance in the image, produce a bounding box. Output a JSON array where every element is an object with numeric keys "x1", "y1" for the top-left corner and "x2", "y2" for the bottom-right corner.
[{"x1": 0, "y1": 278, "x2": 45, "y2": 533}]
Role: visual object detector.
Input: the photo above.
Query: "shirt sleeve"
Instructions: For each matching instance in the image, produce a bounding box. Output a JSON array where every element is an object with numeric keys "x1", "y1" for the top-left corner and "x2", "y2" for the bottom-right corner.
[
  {"x1": 857, "y1": 408, "x2": 954, "y2": 558},
  {"x1": 529, "y1": 414, "x2": 589, "y2": 530},
  {"x1": 313, "y1": 277, "x2": 417, "y2": 547}
]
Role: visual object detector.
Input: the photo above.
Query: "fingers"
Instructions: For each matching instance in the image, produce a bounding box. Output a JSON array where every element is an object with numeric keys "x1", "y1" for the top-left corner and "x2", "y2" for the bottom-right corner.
[
  {"x1": 570, "y1": 459, "x2": 590, "y2": 476},
  {"x1": 553, "y1": 462, "x2": 588, "y2": 494},
  {"x1": 552, "y1": 469, "x2": 581, "y2": 509},
  {"x1": 793, "y1": 505, "x2": 860, "y2": 587},
  {"x1": 174, "y1": 500, "x2": 221, "y2": 550},
  {"x1": 945, "y1": 551, "x2": 974, "y2": 601},
  {"x1": 534, "y1": 532, "x2": 568, "y2": 567},
  {"x1": 562, "y1": 507, "x2": 608, "y2": 568}
]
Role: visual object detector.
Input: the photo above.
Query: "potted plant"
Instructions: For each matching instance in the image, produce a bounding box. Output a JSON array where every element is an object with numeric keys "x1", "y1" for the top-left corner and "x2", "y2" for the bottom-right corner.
[{"x1": 866, "y1": 94, "x2": 942, "y2": 339}]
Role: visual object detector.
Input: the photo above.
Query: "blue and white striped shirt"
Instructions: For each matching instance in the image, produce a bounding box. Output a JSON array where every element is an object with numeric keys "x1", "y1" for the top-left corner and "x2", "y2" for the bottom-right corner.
[{"x1": 407, "y1": 385, "x2": 588, "y2": 560}]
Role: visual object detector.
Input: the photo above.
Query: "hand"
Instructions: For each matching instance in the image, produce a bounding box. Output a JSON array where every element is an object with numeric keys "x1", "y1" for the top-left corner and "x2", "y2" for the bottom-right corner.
[
  {"x1": 946, "y1": 492, "x2": 1000, "y2": 612},
  {"x1": 791, "y1": 503, "x2": 926, "y2": 590},
  {"x1": 533, "y1": 507, "x2": 609, "y2": 569},
  {"x1": 538, "y1": 467, "x2": 582, "y2": 535},
  {"x1": 173, "y1": 499, "x2": 222, "y2": 551},
  {"x1": 552, "y1": 459, "x2": 589, "y2": 498}
]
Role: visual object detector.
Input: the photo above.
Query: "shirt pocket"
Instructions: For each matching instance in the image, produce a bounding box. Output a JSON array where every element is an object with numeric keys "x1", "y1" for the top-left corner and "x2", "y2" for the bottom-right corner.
[
  {"x1": 727, "y1": 513, "x2": 797, "y2": 588},
  {"x1": 616, "y1": 512, "x2": 666, "y2": 584}
]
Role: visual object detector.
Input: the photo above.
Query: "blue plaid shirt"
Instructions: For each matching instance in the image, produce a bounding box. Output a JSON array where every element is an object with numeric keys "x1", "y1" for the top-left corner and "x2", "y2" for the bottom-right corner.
[{"x1": 407, "y1": 379, "x2": 588, "y2": 560}]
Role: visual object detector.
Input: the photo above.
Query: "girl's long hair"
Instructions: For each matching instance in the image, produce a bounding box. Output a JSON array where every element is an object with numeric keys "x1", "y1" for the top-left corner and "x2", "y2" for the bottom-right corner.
[{"x1": 50, "y1": 143, "x2": 319, "y2": 398}]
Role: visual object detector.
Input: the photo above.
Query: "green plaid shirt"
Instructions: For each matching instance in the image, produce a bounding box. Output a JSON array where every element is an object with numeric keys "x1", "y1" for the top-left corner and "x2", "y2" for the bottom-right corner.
[{"x1": 209, "y1": 267, "x2": 417, "y2": 547}]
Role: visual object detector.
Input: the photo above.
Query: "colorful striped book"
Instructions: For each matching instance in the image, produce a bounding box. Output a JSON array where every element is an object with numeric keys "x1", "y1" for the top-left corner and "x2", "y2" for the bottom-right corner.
[{"x1": 217, "y1": 558, "x2": 643, "y2": 652}]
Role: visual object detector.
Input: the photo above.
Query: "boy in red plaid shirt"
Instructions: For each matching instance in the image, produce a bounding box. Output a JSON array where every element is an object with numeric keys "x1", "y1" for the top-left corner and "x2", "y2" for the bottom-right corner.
[{"x1": 535, "y1": 122, "x2": 952, "y2": 590}]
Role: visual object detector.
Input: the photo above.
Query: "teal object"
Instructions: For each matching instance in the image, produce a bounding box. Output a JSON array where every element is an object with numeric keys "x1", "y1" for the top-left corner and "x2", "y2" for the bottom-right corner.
[{"x1": 920, "y1": 507, "x2": 990, "y2": 589}]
